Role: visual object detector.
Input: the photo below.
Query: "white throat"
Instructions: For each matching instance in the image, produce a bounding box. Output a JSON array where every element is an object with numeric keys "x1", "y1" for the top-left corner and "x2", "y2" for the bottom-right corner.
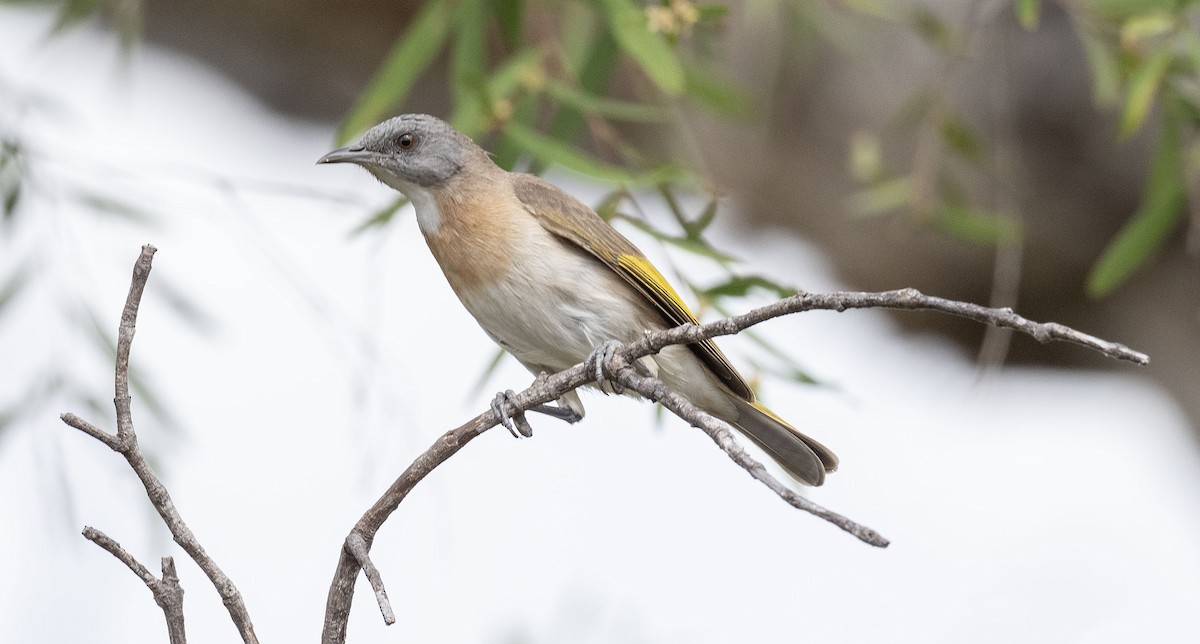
[
  {"x1": 405, "y1": 186, "x2": 442, "y2": 235},
  {"x1": 370, "y1": 169, "x2": 442, "y2": 234}
]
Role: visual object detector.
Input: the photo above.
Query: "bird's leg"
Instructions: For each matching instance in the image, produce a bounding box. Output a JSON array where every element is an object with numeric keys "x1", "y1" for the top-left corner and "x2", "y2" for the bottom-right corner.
[
  {"x1": 527, "y1": 374, "x2": 584, "y2": 424},
  {"x1": 588, "y1": 340, "x2": 625, "y2": 395},
  {"x1": 528, "y1": 403, "x2": 583, "y2": 423},
  {"x1": 490, "y1": 390, "x2": 533, "y2": 438}
]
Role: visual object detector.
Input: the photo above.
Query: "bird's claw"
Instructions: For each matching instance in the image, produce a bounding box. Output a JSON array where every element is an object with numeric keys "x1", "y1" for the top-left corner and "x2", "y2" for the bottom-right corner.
[
  {"x1": 491, "y1": 390, "x2": 533, "y2": 438},
  {"x1": 589, "y1": 340, "x2": 625, "y2": 395}
]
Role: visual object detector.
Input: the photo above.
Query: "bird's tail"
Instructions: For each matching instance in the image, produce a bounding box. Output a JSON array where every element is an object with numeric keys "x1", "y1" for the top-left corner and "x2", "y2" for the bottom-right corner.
[{"x1": 726, "y1": 397, "x2": 838, "y2": 486}]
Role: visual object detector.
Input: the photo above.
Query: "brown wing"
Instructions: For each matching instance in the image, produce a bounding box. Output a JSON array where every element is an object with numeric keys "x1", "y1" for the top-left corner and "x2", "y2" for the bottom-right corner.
[{"x1": 512, "y1": 173, "x2": 754, "y2": 402}]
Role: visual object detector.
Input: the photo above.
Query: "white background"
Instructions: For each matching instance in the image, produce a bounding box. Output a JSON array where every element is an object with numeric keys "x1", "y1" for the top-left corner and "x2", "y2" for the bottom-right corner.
[{"x1": 2, "y1": 6, "x2": 1198, "y2": 643}]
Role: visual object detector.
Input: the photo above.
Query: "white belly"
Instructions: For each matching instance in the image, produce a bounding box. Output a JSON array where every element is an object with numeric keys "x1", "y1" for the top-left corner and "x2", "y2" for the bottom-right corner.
[
  {"x1": 455, "y1": 235, "x2": 649, "y2": 373},
  {"x1": 450, "y1": 231, "x2": 736, "y2": 418}
]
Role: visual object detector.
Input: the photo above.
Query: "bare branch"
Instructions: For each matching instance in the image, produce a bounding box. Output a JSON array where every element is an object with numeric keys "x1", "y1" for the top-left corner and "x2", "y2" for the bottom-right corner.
[
  {"x1": 83, "y1": 526, "x2": 158, "y2": 586},
  {"x1": 60, "y1": 412, "x2": 120, "y2": 450},
  {"x1": 82, "y1": 527, "x2": 187, "y2": 644},
  {"x1": 61, "y1": 245, "x2": 258, "y2": 644},
  {"x1": 321, "y1": 284, "x2": 1147, "y2": 642},
  {"x1": 628, "y1": 289, "x2": 1149, "y2": 366},
  {"x1": 345, "y1": 533, "x2": 395, "y2": 625},
  {"x1": 157, "y1": 558, "x2": 187, "y2": 644}
]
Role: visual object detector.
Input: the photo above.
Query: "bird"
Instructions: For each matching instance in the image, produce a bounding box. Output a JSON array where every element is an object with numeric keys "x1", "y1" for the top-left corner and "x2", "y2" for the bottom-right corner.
[{"x1": 318, "y1": 114, "x2": 837, "y2": 486}]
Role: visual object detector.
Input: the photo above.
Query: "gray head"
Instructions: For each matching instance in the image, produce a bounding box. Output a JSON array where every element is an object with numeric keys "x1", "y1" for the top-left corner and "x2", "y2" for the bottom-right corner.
[{"x1": 317, "y1": 114, "x2": 485, "y2": 191}]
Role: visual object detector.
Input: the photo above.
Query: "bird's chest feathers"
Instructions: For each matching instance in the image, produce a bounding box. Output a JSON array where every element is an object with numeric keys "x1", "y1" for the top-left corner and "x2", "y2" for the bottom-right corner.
[
  {"x1": 419, "y1": 190, "x2": 522, "y2": 294},
  {"x1": 421, "y1": 192, "x2": 644, "y2": 368}
]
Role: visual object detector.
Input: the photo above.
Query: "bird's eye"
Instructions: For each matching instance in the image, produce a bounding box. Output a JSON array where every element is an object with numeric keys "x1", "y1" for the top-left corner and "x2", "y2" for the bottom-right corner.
[{"x1": 396, "y1": 133, "x2": 416, "y2": 149}]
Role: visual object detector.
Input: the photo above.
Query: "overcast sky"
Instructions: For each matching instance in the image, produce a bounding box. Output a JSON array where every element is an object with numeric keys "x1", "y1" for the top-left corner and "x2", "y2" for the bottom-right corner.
[{"x1": 2, "y1": 5, "x2": 1199, "y2": 643}]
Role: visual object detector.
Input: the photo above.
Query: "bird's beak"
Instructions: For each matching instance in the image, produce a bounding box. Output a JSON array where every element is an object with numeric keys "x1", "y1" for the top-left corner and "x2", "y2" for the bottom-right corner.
[{"x1": 317, "y1": 145, "x2": 372, "y2": 165}]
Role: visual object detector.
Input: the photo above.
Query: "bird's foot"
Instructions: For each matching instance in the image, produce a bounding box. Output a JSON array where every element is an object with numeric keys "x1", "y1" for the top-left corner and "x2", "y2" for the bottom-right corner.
[
  {"x1": 491, "y1": 390, "x2": 533, "y2": 438},
  {"x1": 529, "y1": 403, "x2": 583, "y2": 424},
  {"x1": 588, "y1": 340, "x2": 625, "y2": 395}
]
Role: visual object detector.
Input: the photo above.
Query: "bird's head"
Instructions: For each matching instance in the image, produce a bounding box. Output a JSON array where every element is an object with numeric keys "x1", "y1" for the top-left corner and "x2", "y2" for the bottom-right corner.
[{"x1": 317, "y1": 114, "x2": 483, "y2": 195}]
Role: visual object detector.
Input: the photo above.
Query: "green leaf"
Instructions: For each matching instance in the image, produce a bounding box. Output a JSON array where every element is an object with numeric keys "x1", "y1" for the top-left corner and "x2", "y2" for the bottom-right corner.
[
  {"x1": 51, "y1": 0, "x2": 100, "y2": 35},
  {"x1": 593, "y1": 190, "x2": 630, "y2": 226},
  {"x1": 348, "y1": 196, "x2": 409, "y2": 237},
  {"x1": 1088, "y1": 107, "x2": 1185, "y2": 297},
  {"x1": 1075, "y1": 21, "x2": 1122, "y2": 106},
  {"x1": 940, "y1": 117, "x2": 983, "y2": 163},
  {"x1": 847, "y1": 177, "x2": 914, "y2": 217},
  {"x1": 336, "y1": 0, "x2": 453, "y2": 144},
  {"x1": 1016, "y1": 0, "x2": 1040, "y2": 30},
  {"x1": 695, "y1": 4, "x2": 730, "y2": 22},
  {"x1": 909, "y1": 6, "x2": 958, "y2": 53},
  {"x1": 545, "y1": 29, "x2": 620, "y2": 154},
  {"x1": 1087, "y1": 0, "x2": 1177, "y2": 20},
  {"x1": 494, "y1": 0, "x2": 524, "y2": 49},
  {"x1": 449, "y1": 48, "x2": 544, "y2": 136},
  {"x1": 503, "y1": 121, "x2": 680, "y2": 184},
  {"x1": 596, "y1": 0, "x2": 685, "y2": 95},
  {"x1": 1, "y1": 181, "x2": 18, "y2": 220},
  {"x1": 699, "y1": 275, "x2": 797, "y2": 300},
  {"x1": 544, "y1": 80, "x2": 670, "y2": 122},
  {"x1": 613, "y1": 214, "x2": 738, "y2": 263},
  {"x1": 1120, "y1": 45, "x2": 1172, "y2": 137},
  {"x1": 683, "y1": 64, "x2": 755, "y2": 117},
  {"x1": 932, "y1": 204, "x2": 1021, "y2": 246},
  {"x1": 491, "y1": 91, "x2": 540, "y2": 171},
  {"x1": 452, "y1": 0, "x2": 488, "y2": 108},
  {"x1": 849, "y1": 130, "x2": 884, "y2": 183},
  {"x1": 686, "y1": 197, "x2": 719, "y2": 239}
]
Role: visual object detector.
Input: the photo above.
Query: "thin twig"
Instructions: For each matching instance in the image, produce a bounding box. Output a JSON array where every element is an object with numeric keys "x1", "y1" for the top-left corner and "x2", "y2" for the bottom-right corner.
[
  {"x1": 345, "y1": 533, "x2": 395, "y2": 625},
  {"x1": 321, "y1": 286, "x2": 1146, "y2": 642},
  {"x1": 82, "y1": 527, "x2": 187, "y2": 644},
  {"x1": 61, "y1": 245, "x2": 258, "y2": 644}
]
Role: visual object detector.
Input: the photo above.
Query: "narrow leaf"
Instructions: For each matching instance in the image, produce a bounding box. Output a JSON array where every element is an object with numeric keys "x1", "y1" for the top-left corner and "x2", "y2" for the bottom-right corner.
[
  {"x1": 494, "y1": 0, "x2": 524, "y2": 49},
  {"x1": 699, "y1": 275, "x2": 796, "y2": 299},
  {"x1": 613, "y1": 214, "x2": 738, "y2": 263},
  {"x1": 1120, "y1": 46, "x2": 1172, "y2": 137},
  {"x1": 1075, "y1": 20, "x2": 1122, "y2": 106},
  {"x1": 452, "y1": 0, "x2": 488, "y2": 107},
  {"x1": 1016, "y1": 0, "x2": 1040, "y2": 30},
  {"x1": 683, "y1": 63, "x2": 755, "y2": 117},
  {"x1": 940, "y1": 117, "x2": 983, "y2": 163},
  {"x1": 596, "y1": 0, "x2": 685, "y2": 95},
  {"x1": 933, "y1": 205, "x2": 1021, "y2": 246},
  {"x1": 450, "y1": 48, "x2": 544, "y2": 136},
  {"x1": 686, "y1": 197, "x2": 719, "y2": 238},
  {"x1": 847, "y1": 177, "x2": 914, "y2": 217},
  {"x1": 545, "y1": 80, "x2": 670, "y2": 122},
  {"x1": 336, "y1": 0, "x2": 453, "y2": 144},
  {"x1": 504, "y1": 121, "x2": 679, "y2": 184},
  {"x1": 1088, "y1": 108, "x2": 1185, "y2": 297},
  {"x1": 546, "y1": 29, "x2": 619, "y2": 150}
]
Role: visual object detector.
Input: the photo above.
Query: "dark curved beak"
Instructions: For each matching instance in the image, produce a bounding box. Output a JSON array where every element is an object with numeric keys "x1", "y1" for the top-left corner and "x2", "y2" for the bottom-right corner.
[{"x1": 317, "y1": 145, "x2": 370, "y2": 165}]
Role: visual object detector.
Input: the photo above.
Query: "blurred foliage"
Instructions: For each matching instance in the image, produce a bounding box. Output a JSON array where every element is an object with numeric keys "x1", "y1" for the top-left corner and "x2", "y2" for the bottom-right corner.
[
  {"x1": 0, "y1": 0, "x2": 190, "y2": 446},
  {"x1": 844, "y1": 0, "x2": 1200, "y2": 297}
]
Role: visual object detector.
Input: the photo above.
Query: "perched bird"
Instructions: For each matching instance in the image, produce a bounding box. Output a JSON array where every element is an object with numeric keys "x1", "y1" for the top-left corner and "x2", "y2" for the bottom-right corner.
[{"x1": 318, "y1": 114, "x2": 837, "y2": 485}]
